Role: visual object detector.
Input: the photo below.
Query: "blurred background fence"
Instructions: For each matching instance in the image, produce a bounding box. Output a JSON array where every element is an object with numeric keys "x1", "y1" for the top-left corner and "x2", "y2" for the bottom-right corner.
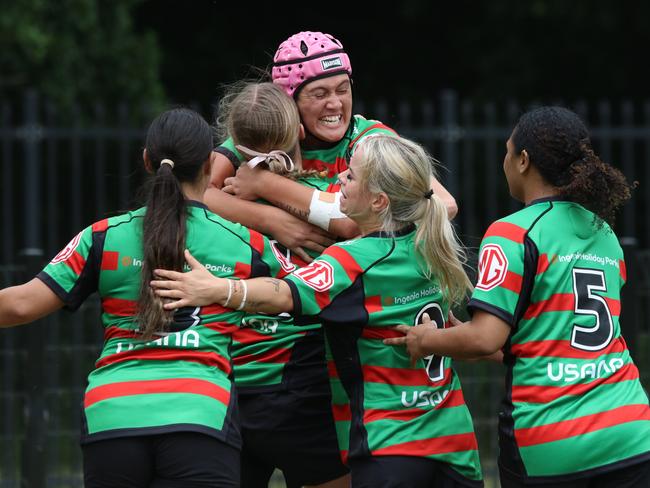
[{"x1": 1, "y1": 90, "x2": 649, "y2": 487}]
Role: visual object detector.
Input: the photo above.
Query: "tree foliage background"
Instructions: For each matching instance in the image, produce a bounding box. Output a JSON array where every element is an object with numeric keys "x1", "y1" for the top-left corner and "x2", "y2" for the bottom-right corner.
[{"x1": 2, "y1": 0, "x2": 649, "y2": 117}]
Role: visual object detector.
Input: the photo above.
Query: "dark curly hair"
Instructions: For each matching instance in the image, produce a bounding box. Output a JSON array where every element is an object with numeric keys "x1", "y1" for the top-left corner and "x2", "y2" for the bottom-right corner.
[{"x1": 511, "y1": 106, "x2": 633, "y2": 226}]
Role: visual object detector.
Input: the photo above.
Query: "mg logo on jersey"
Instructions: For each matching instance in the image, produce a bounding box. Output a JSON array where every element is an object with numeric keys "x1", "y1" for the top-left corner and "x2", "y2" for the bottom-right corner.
[
  {"x1": 50, "y1": 231, "x2": 83, "y2": 264},
  {"x1": 270, "y1": 240, "x2": 296, "y2": 273},
  {"x1": 476, "y1": 244, "x2": 508, "y2": 291},
  {"x1": 294, "y1": 260, "x2": 334, "y2": 292}
]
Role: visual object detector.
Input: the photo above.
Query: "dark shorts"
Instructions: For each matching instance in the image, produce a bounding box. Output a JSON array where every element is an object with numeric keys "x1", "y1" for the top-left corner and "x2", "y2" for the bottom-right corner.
[
  {"x1": 499, "y1": 458, "x2": 650, "y2": 488},
  {"x1": 238, "y1": 382, "x2": 349, "y2": 488},
  {"x1": 82, "y1": 431, "x2": 240, "y2": 488},
  {"x1": 349, "y1": 455, "x2": 483, "y2": 488}
]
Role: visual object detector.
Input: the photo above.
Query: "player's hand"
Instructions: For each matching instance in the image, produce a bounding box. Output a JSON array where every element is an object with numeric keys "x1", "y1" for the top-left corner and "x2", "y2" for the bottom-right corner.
[
  {"x1": 383, "y1": 313, "x2": 438, "y2": 363},
  {"x1": 151, "y1": 250, "x2": 224, "y2": 309},
  {"x1": 268, "y1": 209, "x2": 335, "y2": 262},
  {"x1": 223, "y1": 165, "x2": 261, "y2": 201}
]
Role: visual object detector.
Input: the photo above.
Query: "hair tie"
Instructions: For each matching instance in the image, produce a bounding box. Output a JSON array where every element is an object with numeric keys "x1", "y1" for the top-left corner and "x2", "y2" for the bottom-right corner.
[
  {"x1": 235, "y1": 145, "x2": 295, "y2": 172},
  {"x1": 424, "y1": 189, "x2": 434, "y2": 200},
  {"x1": 160, "y1": 159, "x2": 175, "y2": 169}
]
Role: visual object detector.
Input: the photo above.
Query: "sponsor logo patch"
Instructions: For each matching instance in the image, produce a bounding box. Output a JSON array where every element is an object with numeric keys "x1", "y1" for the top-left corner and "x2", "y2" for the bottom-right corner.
[
  {"x1": 321, "y1": 56, "x2": 343, "y2": 71},
  {"x1": 294, "y1": 260, "x2": 334, "y2": 292},
  {"x1": 476, "y1": 244, "x2": 508, "y2": 291},
  {"x1": 50, "y1": 231, "x2": 83, "y2": 264}
]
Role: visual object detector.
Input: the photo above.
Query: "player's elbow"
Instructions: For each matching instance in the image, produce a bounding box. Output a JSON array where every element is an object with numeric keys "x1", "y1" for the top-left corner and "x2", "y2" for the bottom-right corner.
[{"x1": 443, "y1": 196, "x2": 458, "y2": 220}]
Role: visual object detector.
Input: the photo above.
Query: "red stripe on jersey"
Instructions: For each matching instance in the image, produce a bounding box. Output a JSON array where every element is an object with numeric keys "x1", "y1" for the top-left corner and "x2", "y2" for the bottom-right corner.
[
  {"x1": 328, "y1": 360, "x2": 339, "y2": 378},
  {"x1": 104, "y1": 326, "x2": 139, "y2": 341},
  {"x1": 339, "y1": 450, "x2": 349, "y2": 465},
  {"x1": 372, "y1": 432, "x2": 478, "y2": 457},
  {"x1": 511, "y1": 362, "x2": 639, "y2": 404},
  {"x1": 524, "y1": 293, "x2": 620, "y2": 320},
  {"x1": 302, "y1": 157, "x2": 343, "y2": 179},
  {"x1": 92, "y1": 219, "x2": 109, "y2": 232},
  {"x1": 361, "y1": 327, "x2": 404, "y2": 340},
  {"x1": 524, "y1": 293, "x2": 573, "y2": 319},
  {"x1": 365, "y1": 295, "x2": 383, "y2": 314},
  {"x1": 248, "y1": 230, "x2": 265, "y2": 256},
  {"x1": 232, "y1": 328, "x2": 276, "y2": 345},
  {"x1": 362, "y1": 365, "x2": 451, "y2": 387},
  {"x1": 202, "y1": 322, "x2": 238, "y2": 335},
  {"x1": 323, "y1": 246, "x2": 363, "y2": 282},
  {"x1": 316, "y1": 289, "x2": 331, "y2": 310},
  {"x1": 501, "y1": 271, "x2": 523, "y2": 293},
  {"x1": 234, "y1": 262, "x2": 251, "y2": 279},
  {"x1": 84, "y1": 378, "x2": 230, "y2": 408},
  {"x1": 332, "y1": 403, "x2": 351, "y2": 422},
  {"x1": 537, "y1": 254, "x2": 551, "y2": 275},
  {"x1": 101, "y1": 251, "x2": 119, "y2": 271},
  {"x1": 66, "y1": 250, "x2": 86, "y2": 275},
  {"x1": 515, "y1": 403, "x2": 650, "y2": 447},
  {"x1": 620, "y1": 260, "x2": 627, "y2": 282},
  {"x1": 483, "y1": 221, "x2": 526, "y2": 244},
  {"x1": 327, "y1": 183, "x2": 341, "y2": 192},
  {"x1": 511, "y1": 337, "x2": 628, "y2": 359},
  {"x1": 364, "y1": 388, "x2": 466, "y2": 423},
  {"x1": 232, "y1": 347, "x2": 291, "y2": 365},
  {"x1": 202, "y1": 304, "x2": 229, "y2": 315},
  {"x1": 95, "y1": 349, "x2": 231, "y2": 374},
  {"x1": 605, "y1": 297, "x2": 621, "y2": 316},
  {"x1": 102, "y1": 297, "x2": 136, "y2": 316},
  {"x1": 350, "y1": 123, "x2": 396, "y2": 147}
]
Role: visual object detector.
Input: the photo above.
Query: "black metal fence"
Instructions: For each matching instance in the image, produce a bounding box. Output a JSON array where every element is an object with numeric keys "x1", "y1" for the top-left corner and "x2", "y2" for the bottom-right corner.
[{"x1": 1, "y1": 91, "x2": 649, "y2": 487}]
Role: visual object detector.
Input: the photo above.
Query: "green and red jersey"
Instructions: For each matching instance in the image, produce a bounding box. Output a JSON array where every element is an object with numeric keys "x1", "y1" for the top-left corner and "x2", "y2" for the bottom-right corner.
[
  {"x1": 468, "y1": 198, "x2": 650, "y2": 481},
  {"x1": 283, "y1": 225, "x2": 483, "y2": 484},
  {"x1": 215, "y1": 114, "x2": 396, "y2": 184},
  {"x1": 218, "y1": 115, "x2": 394, "y2": 390},
  {"x1": 230, "y1": 178, "x2": 331, "y2": 391},
  {"x1": 37, "y1": 202, "x2": 280, "y2": 447}
]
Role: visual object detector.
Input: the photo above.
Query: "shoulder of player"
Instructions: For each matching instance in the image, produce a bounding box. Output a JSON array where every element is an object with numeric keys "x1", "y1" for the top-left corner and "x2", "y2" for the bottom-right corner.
[
  {"x1": 322, "y1": 237, "x2": 393, "y2": 268},
  {"x1": 482, "y1": 203, "x2": 555, "y2": 245}
]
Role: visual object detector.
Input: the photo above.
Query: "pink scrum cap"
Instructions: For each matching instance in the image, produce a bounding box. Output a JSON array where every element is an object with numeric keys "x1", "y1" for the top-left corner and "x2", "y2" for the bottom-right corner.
[{"x1": 271, "y1": 31, "x2": 352, "y2": 98}]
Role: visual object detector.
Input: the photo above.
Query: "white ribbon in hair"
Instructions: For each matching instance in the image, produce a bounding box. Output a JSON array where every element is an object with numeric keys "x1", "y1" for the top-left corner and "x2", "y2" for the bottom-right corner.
[{"x1": 235, "y1": 145, "x2": 295, "y2": 171}]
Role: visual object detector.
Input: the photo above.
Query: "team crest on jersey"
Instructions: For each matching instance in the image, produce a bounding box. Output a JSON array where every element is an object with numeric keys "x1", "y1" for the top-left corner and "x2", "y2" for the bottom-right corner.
[
  {"x1": 50, "y1": 231, "x2": 83, "y2": 264},
  {"x1": 294, "y1": 260, "x2": 334, "y2": 292},
  {"x1": 270, "y1": 240, "x2": 296, "y2": 273},
  {"x1": 476, "y1": 244, "x2": 509, "y2": 291}
]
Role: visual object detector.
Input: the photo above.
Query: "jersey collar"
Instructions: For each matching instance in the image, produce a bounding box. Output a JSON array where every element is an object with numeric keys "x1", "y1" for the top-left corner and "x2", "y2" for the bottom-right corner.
[
  {"x1": 527, "y1": 196, "x2": 567, "y2": 206},
  {"x1": 364, "y1": 223, "x2": 416, "y2": 239},
  {"x1": 186, "y1": 200, "x2": 208, "y2": 210}
]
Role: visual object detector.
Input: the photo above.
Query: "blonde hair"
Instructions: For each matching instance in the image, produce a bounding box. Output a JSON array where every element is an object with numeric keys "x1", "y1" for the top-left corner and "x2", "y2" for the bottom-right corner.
[
  {"x1": 354, "y1": 135, "x2": 472, "y2": 304},
  {"x1": 216, "y1": 81, "x2": 301, "y2": 173}
]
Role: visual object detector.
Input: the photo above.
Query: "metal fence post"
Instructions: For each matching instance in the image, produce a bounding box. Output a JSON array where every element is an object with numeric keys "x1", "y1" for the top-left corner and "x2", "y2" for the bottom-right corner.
[
  {"x1": 440, "y1": 90, "x2": 460, "y2": 196},
  {"x1": 19, "y1": 90, "x2": 46, "y2": 488}
]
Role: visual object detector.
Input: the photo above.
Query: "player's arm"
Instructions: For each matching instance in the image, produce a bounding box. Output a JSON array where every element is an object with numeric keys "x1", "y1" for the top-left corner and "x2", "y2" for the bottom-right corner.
[
  {"x1": 223, "y1": 166, "x2": 359, "y2": 239},
  {"x1": 208, "y1": 151, "x2": 236, "y2": 189},
  {"x1": 152, "y1": 250, "x2": 293, "y2": 315},
  {"x1": 384, "y1": 310, "x2": 509, "y2": 360},
  {"x1": 204, "y1": 188, "x2": 335, "y2": 262},
  {"x1": 431, "y1": 176, "x2": 458, "y2": 220},
  {"x1": 0, "y1": 278, "x2": 65, "y2": 327}
]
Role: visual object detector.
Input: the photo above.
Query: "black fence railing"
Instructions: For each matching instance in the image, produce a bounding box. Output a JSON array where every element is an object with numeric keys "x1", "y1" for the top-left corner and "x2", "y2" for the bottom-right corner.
[{"x1": 1, "y1": 91, "x2": 650, "y2": 487}]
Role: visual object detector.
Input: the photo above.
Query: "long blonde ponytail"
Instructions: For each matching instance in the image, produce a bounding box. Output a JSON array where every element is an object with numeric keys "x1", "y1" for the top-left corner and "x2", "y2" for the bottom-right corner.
[{"x1": 355, "y1": 135, "x2": 472, "y2": 304}]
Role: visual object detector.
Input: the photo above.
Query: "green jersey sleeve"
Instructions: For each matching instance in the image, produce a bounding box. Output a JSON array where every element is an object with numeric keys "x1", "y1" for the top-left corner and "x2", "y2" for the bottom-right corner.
[
  {"x1": 214, "y1": 136, "x2": 243, "y2": 169},
  {"x1": 283, "y1": 244, "x2": 366, "y2": 324},
  {"x1": 37, "y1": 224, "x2": 100, "y2": 311},
  {"x1": 468, "y1": 220, "x2": 530, "y2": 326}
]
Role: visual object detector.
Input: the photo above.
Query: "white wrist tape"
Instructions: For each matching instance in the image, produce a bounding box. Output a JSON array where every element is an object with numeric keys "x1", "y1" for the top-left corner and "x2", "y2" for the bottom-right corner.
[{"x1": 307, "y1": 191, "x2": 347, "y2": 230}]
